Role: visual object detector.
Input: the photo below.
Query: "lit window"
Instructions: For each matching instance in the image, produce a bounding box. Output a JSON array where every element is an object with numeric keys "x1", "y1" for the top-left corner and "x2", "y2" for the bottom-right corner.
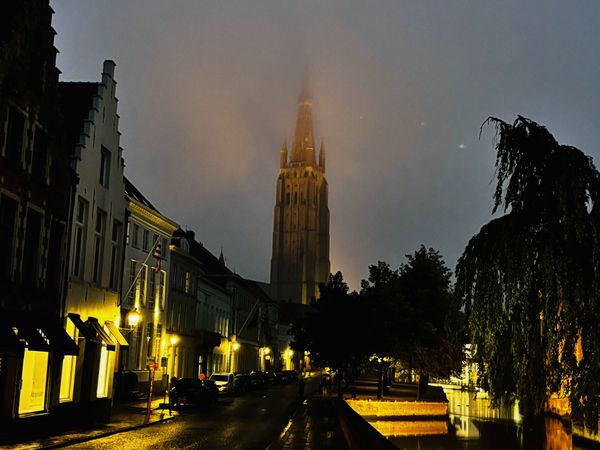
[
  {"x1": 59, "y1": 321, "x2": 78, "y2": 402},
  {"x1": 19, "y1": 349, "x2": 49, "y2": 414},
  {"x1": 96, "y1": 341, "x2": 113, "y2": 398}
]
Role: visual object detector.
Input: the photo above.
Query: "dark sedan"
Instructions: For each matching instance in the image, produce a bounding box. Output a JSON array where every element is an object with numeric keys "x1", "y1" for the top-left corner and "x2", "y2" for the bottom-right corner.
[{"x1": 170, "y1": 378, "x2": 217, "y2": 407}]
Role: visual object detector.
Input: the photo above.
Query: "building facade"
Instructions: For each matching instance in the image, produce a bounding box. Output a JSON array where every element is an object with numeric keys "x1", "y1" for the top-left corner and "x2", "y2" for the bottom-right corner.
[
  {"x1": 120, "y1": 178, "x2": 178, "y2": 390},
  {"x1": 0, "y1": 0, "x2": 78, "y2": 424},
  {"x1": 60, "y1": 60, "x2": 128, "y2": 422},
  {"x1": 166, "y1": 230, "x2": 225, "y2": 380},
  {"x1": 270, "y1": 87, "x2": 330, "y2": 305}
]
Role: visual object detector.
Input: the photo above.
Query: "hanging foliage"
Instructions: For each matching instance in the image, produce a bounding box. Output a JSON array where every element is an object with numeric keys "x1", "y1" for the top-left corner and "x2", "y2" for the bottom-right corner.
[{"x1": 456, "y1": 116, "x2": 600, "y2": 429}]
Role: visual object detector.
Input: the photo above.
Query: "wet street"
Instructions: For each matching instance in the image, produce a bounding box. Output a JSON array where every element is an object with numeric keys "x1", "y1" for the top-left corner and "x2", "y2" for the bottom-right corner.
[{"x1": 66, "y1": 380, "x2": 316, "y2": 450}]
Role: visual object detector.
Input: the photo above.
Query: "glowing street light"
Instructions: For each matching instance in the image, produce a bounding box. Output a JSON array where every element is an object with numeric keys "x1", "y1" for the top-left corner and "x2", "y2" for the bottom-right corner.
[
  {"x1": 127, "y1": 308, "x2": 141, "y2": 328},
  {"x1": 169, "y1": 335, "x2": 179, "y2": 346},
  {"x1": 232, "y1": 342, "x2": 240, "y2": 351}
]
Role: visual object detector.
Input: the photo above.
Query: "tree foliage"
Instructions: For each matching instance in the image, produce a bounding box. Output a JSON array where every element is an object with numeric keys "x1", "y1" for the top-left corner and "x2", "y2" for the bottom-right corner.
[
  {"x1": 361, "y1": 246, "x2": 464, "y2": 380},
  {"x1": 456, "y1": 116, "x2": 600, "y2": 428},
  {"x1": 289, "y1": 271, "x2": 363, "y2": 371}
]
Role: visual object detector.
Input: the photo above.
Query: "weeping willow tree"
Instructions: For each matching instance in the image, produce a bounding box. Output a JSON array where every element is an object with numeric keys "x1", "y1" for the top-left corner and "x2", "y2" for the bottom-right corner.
[{"x1": 456, "y1": 116, "x2": 600, "y2": 429}]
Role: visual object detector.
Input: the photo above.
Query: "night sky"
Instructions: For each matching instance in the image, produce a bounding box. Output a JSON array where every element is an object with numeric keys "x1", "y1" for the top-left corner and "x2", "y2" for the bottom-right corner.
[{"x1": 51, "y1": 0, "x2": 600, "y2": 290}]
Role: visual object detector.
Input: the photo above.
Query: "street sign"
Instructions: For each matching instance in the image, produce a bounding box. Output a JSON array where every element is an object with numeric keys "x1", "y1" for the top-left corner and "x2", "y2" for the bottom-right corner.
[{"x1": 161, "y1": 356, "x2": 168, "y2": 368}]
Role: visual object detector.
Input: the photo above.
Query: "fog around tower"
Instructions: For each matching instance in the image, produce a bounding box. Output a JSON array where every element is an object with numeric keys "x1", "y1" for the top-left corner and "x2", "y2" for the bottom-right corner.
[{"x1": 51, "y1": 0, "x2": 600, "y2": 290}]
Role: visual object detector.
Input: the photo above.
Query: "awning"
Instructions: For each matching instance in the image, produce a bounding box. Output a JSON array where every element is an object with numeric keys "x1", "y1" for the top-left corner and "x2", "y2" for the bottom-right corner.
[
  {"x1": 86, "y1": 318, "x2": 116, "y2": 351},
  {"x1": 105, "y1": 321, "x2": 129, "y2": 347},
  {"x1": 0, "y1": 311, "x2": 79, "y2": 356},
  {"x1": 68, "y1": 313, "x2": 96, "y2": 341}
]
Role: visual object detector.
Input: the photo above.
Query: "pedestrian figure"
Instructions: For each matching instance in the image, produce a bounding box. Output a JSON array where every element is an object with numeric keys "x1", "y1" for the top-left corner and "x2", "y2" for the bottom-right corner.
[{"x1": 298, "y1": 377, "x2": 305, "y2": 398}]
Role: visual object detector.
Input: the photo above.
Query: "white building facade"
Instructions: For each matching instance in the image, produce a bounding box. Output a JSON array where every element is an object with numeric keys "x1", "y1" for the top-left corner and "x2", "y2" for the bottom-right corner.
[{"x1": 60, "y1": 60, "x2": 128, "y2": 422}]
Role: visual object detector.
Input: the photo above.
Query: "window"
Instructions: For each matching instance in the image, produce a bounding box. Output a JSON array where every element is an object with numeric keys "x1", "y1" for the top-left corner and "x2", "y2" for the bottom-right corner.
[
  {"x1": 31, "y1": 127, "x2": 48, "y2": 183},
  {"x1": 127, "y1": 260, "x2": 136, "y2": 306},
  {"x1": 4, "y1": 106, "x2": 25, "y2": 169},
  {"x1": 92, "y1": 210, "x2": 106, "y2": 284},
  {"x1": 148, "y1": 269, "x2": 156, "y2": 310},
  {"x1": 46, "y1": 220, "x2": 64, "y2": 292},
  {"x1": 99, "y1": 146, "x2": 111, "y2": 187},
  {"x1": 294, "y1": 192, "x2": 298, "y2": 204},
  {"x1": 109, "y1": 220, "x2": 121, "y2": 290},
  {"x1": 59, "y1": 320, "x2": 78, "y2": 402},
  {"x1": 0, "y1": 195, "x2": 18, "y2": 282},
  {"x1": 146, "y1": 322, "x2": 154, "y2": 358},
  {"x1": 126, "y1": 219, "x2": 131, "y2": 245},
  {"x1": 155, "y1": 324, "x2": 162, "y2": 359},
  {"x1": 286, "y1": 193, "x2": 290, "y2": 205},
  {"x1": 132, "y1": 223, "x2": 140, "y2": 248},
  {"x1": 19, "y1": 349, "x2": 49, "y2": 414},
  {"x1": 22, "y1": 209, "x2": 43, "y2": 285},
  {"x1": 157, "y1": 270, "x2": 166, "y2": 310},
  {"x1": 73, "y1": 197, "x2": 88, "y2": 278},
  {"x1": 142, "y1": 229, "x2": 150, "y2": 252},
  {"x1": 185, "y1": 271, "x2": 191, "y2": 294},
  {"x1": 137, "y1": 263, "x2": 147, "y2": 306},
  {"x1": 96, "y1": 340, "x2": 113, "y2": 398},
  {"x1": 162, "y1": 238, "x2": 168, "y2": 259}
]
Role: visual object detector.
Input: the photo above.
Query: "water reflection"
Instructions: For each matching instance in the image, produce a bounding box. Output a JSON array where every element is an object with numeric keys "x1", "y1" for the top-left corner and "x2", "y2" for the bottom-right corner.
[{"x1": 377, "y1": 387, "x2": 593, "y2": 449}]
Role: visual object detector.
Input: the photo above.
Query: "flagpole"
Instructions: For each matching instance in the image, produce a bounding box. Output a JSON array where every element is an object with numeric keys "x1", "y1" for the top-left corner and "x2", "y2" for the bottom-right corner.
[{"x1": 122, "y1": 236, "x2": 162, "y2": 303}]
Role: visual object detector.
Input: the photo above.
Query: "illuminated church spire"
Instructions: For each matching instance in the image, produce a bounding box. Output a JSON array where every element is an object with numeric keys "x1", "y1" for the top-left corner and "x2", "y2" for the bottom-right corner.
[
  {"x1": 290, "y1": 79, "x2": 316, "y2": 166},
  {"x1": 270, "y1": 82, "x2": 331, "y2": 305}
]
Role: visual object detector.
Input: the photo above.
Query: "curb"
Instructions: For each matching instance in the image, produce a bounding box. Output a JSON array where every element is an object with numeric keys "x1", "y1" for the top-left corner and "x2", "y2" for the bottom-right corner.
[{"x1": 38, "y1": 415, "x2": 176, "y2": 449}]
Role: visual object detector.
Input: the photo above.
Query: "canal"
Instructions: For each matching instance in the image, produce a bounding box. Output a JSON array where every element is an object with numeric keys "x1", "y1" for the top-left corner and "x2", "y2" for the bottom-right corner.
[{"x1": 374, "y1": 388, "x2": 596, "y2": 449}]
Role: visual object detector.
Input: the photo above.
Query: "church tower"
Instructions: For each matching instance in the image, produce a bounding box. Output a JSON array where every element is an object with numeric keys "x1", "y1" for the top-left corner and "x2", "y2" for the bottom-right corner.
[{"x1": 270, "y1": 85, "x2": 330, "y2": 304}]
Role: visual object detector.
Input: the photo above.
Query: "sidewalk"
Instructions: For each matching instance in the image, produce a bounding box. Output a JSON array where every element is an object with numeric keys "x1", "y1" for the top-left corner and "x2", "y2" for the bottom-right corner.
[
  {"x1": 267, "y1": 396, "x2": 350, "y2": 450},
  {"x1": 0, "y1": 398, "x2": 177, "y2": 450}
]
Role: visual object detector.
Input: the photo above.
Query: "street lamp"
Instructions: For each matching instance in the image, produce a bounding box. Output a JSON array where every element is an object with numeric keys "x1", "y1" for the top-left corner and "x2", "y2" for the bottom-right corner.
[{"x1": 127, "y1": 308, "x2": 141, "y2": 328}]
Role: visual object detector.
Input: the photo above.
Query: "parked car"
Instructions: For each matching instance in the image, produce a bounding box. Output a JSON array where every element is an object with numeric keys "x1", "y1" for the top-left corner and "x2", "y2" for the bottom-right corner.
[
  {"x1": 209, "y1": 372, "x2": 235, "y2": 394},
  {"x1": 200, "y1": 379, "x2": 219, "y2": 400},
  {"x1": 234, "y1": 373, "x2": 251, "y2": 394},
  {"x1": 281, "y1": 370, "x2": 299, "y2": 383},
  {"x1": 170, "y1": 378, "x2": 217, "y2": 406},
  {"x1": 249, "y1": 371, "x2": 266, "y2": 388}
]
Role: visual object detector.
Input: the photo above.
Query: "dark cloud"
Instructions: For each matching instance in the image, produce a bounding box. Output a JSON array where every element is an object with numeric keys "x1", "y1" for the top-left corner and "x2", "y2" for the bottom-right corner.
[{"x1": 51, "y1": 0, "x2": 600, "y2": 289}]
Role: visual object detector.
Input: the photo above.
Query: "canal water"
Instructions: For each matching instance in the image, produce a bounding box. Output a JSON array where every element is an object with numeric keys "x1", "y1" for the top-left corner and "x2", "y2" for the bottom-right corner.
[{"x1": 375, "y1": 388, "x2": 595, "y2": 449}]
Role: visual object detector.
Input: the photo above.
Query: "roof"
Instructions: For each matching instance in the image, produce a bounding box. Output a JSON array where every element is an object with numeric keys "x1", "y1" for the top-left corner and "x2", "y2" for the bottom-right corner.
[
  {"x1": 58, "y1": 82, "x2": 98, "y2": 152},
  {"x1": 172, "y1": 229, "x2": 272, "y2": 302},
  {"x1": 124, "y1": 176, "x2": 159, "y2": 212}
]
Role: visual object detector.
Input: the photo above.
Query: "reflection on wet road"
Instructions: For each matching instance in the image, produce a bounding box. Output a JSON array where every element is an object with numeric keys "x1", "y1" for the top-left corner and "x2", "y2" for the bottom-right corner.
[{"x1": 66, "y1": 381, "x2": 311, "y2": 450}]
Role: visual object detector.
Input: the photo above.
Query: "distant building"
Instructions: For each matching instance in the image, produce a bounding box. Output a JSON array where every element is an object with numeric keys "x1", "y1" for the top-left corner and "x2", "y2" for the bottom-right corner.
[
  {"x1": 59, "y1": 60, "x2": 128, "y2": 422},
  {"x1": 166, "y1": 230, "x2": 227, "y2": 379},
  {"x1": 270, "y1": 85, "x2": 330, "y2": 305},
  {"x1": 120, "y1": 177, "x2": 178, "y2": 389}
]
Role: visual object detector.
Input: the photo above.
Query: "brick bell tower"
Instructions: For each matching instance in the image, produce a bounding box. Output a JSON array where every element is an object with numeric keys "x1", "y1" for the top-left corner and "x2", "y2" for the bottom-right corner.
[{"x1": 270, "y1": 83, "x2": 330, "y2": 304}]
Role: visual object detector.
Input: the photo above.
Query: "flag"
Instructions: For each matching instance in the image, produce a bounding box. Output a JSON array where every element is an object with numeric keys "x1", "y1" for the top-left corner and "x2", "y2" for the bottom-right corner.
[{"x1": 153, "y1": 243, "x2": 162, "y2": 273}]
